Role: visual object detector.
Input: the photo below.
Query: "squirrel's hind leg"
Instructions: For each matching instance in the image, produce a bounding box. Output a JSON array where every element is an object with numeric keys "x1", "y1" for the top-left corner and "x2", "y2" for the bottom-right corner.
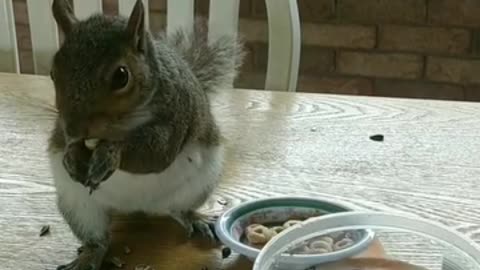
[{"x1": 56, "y1": 192, "x2": 110, "y2": 270}]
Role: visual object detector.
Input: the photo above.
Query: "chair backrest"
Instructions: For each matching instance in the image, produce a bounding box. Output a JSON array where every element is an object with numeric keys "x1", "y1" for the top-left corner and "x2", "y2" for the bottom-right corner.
[{"x1": 0, "y1": 0, "x2": 301, "y2": 91}]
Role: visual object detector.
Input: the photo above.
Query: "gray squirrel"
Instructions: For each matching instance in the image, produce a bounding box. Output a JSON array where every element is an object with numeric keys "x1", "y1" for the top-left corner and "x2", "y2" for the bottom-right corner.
[{"x1": 47, "y1": 0, "x2": 244, "y2": 269}]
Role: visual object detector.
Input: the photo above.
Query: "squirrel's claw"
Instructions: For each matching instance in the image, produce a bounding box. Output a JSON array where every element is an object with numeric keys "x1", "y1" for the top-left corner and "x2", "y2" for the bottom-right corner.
[
  {"x1": 171, "y1": 211, "x2": 219, "y2": 241},
  {"x1": 56, "y1": 243, "x2": 106, "y2": 270}
]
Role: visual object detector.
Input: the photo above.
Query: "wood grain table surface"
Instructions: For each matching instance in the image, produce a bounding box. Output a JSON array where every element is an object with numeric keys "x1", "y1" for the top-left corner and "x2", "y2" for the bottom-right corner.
[{"x1": 0, "y1": 72, "x2": 479, "y2": 270}]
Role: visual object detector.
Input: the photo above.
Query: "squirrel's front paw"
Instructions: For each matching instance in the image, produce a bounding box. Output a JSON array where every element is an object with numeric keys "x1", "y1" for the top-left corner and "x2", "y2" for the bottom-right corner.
[
  {"x1": 85, "y1": 141, "x2": 121, "y2": 193},
  {"x1": 63, "y1": 142, "x2": 91, "y2": 184},
  {"x1": 172, "y1": 211, "x2": 218, "y2": 241}
]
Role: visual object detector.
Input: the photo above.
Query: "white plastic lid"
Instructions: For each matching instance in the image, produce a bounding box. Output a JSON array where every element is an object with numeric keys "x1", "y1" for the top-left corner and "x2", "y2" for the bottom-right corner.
[{"x1": 253, "y1": 212, "x2": 480, "y2": 270}]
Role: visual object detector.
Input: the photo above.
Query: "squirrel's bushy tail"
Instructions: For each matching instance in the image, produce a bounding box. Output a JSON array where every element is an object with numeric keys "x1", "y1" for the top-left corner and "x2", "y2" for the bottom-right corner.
[{"x1": 165, "y1": 21, "x2": 245, "y2": 92}]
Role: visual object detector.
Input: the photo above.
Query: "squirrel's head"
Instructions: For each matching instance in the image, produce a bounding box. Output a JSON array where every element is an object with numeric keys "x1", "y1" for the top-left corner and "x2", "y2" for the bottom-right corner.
[{"x1": 51, "y1": 0, "x2": 154, "y2": 142}]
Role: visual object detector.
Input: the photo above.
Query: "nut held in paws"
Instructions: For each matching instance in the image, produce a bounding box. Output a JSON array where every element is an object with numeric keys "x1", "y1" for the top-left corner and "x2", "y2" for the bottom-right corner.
[{"x1": 85, "y1": 139, "x2": 100, "y2": 150}]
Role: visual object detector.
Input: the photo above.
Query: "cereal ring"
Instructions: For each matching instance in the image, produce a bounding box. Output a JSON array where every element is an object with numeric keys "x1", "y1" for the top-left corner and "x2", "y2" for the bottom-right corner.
[
  {"x1": 263, "y1": 228, "x2": 276, "y2": 240},
  {"x1": 309, "y1": 239, "x2": 333, "y2": 252},
  {"x1": 302, "y1": 246, "x2": 330, "y2": 254},
  {"x1": 334, "y1": 238, "x2": 354, "y2": 251},
  {"x1": 345, "y1": 231, "x2": 359, "y2": 240},
  {"x1": 316, "y1": 236, "x2": 334, "y2": 246},
  {"x1": 328, "y1": 231, "x2": 344, "y2": 239},
  {"x1": 246, "y1": 224, "x2": 272, "y2": 245},
  {"x1": 271, "y1": 226, "x2": 284, "y2": 235},
  {"x1": 283, "y1": 220, "x2": 302, "y2": 228}
]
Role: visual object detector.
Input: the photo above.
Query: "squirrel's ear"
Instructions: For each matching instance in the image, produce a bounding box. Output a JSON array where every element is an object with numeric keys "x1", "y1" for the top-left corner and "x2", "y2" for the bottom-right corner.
[
  {"x1": 52, "y1": 0, "x2": 78, "y2": 35},
  {"x1": 126, "y1": 0, "x2": 146, "y2": 52}
]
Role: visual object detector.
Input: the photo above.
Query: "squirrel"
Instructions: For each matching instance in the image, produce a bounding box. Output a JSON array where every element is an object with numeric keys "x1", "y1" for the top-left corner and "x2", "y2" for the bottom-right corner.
[{"x1": 47, "y1": 0, "x2": 244, "y2": 269}]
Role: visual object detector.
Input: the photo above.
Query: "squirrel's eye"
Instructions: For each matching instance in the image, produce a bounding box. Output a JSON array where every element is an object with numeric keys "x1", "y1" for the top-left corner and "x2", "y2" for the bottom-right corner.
[{"x1": 111, "y1": 66, "x2": 129, "y2": 91}]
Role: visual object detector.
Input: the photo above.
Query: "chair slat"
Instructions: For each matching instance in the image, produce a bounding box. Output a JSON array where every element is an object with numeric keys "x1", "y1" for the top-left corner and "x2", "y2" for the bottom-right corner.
[
  {"x1": 118, "y1": 0, "x2": 149, "y2": 28},
  {"x1": 73, "y1": 0, "x2": 102, "y2": 20},
  {"x1": 27, "y1": 0, "x2": 59, "y2": 75},
  {"x1": 0, "y1": 0, "x2": 19, "y2": 73},
  {"x1": 166, "y1": 0, "x2": 194, "y2": 35},
  {"x1": 208, "y1": 0, "x2": 240, "y2": 41},
  {"x1": 265, "y1": 0, "x2": 301, "y2": 92}
]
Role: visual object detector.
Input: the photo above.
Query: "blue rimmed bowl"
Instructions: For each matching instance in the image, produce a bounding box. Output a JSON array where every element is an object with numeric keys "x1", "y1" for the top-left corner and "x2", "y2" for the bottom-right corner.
[{"x1": 215, "y1": 196, "x2": 375, "y2": 270}]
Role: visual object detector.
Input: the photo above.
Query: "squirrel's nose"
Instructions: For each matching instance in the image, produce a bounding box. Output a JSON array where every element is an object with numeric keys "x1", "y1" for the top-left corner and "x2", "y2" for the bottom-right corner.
[
  {"x1": 87, "y1": 117, "x2": 109, "y2": 138},
  {"x1": 64, "y1": 115, "x2": 109, "y2": 139},
  {"x1": 64, "y1": 123, "x2": 88, "y2": 141},
  {"x1": 62, "y1": 114, "x2": 89, "y2": 140}
]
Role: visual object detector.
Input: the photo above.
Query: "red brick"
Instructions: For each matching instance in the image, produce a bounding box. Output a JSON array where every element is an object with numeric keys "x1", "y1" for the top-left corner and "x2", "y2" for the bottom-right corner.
[
  {"x1": 241, "y1": 42, "x2": 257, "y2": 71},
  {"x1": 251, "y1": 0, "x2": 266, "y2": 18},
  {"x1": 427, "y1": 57, "x2": 480, "y2": 84},
  {"x1": 235, "y1": 43, "x2": 264, "y2": 89},
  {"x1": 252, "y1": 44, "x2": 334, "y2": 75},
  {"x1": 238, "y1": 18, "x2": 268, "y2": 42},
  {"x1": 337, "y1": 52, "x2": 423, "y2": 79},
  {"x1": 239, "y1": 0, "x2": 252, "y2": 17},
  {"x1": 102, "y1": 0, "x2": 117, "y2": 15},
  {"x1": 149, "y1": 12, "x2": 166, "y2": 33},
  {"x1": 464, "y1": 85, "x2": 480, "y2": 101},
  {"x1": 196, "y1": 0, "x2": 251, "y2": 17},
  {"x1": 150, "y1": 0, "x2": 166, "y2": 12},
  {"x1": 234, "y1": 72, "x2": 266, "y2": 90},
  {"x1": 12, "y1": 0, "x2": 31, "y2": 51},
  {"x1": 303, "y1": 24, "x2": 375, "y2": 49},
  {"x1": 428, "y1": 0, "x2": 480, "y2": 27},
  {"x1": 13, "y1": 23, "x2": 31, "y2": 51},
  {"x1": 239, "y1": 20, "x2": 376, "y2": 48},
  {"x1": 298, "y1": 76, "x2": 373, "y2": 95},
  {"x1": 375, "y1": 79, "x2": 464, "y2": 100},
  {"x1": 473, "y1": 30, "x2": 480, "y2": 55},
  {"x1": 298, "y1": 47, "x2": 335, "y2": 74},
  {"x1": 12, "y1": 0, "x2": 28, "y2": 25},
  {"x1": 236, "y1": 73, "x2": 374, "y2": 94},
  {"x1": 379, "y1": 25, "x2": 470, "y2": 55},
  {"x1": 195, "y1": 0, "x2": 208, "y2": 15},
  {"x1": 12, "y1": 0, "x2": 33, "y2": 74},
  {"x1": 253, "y1": 0, "x2": 335, "y2": 22},
  {"x1": 18, "y1": 48, "x2": 34, "y2": 75},
  {"x1": 338, "y1": 0, "x2": 426, "y2": 24}
]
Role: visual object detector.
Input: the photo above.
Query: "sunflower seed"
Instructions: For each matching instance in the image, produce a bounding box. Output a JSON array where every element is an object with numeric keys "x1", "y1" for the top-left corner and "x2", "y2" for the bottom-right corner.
[
  {"x1": 217, "y1": 198, "x2": 228, "y2": 205},
  {"x1": 110, "y1": 257, "x2": 125, "y2": 268},
  {"x1": 123, "y1": 246, "x2": 131, "y2": 255},
  {"x1": 369, "y1": 134, "x2": 384, "y2": 142},
  {"x1": 135, "y1": 264, "x2": 153, "y2": 270},
  {"x1": 221, "y1": 247, "x2": 231, "y2": 259},
  {"x1": 39, "y1": 225, "x2": 50, "y2": 237}
]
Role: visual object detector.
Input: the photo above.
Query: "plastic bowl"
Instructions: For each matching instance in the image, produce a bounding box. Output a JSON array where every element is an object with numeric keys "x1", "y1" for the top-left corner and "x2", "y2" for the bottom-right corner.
[
  {"x1": 215, "y1": 196, "x2": 376, "y2": 270},
  {"x1": 253, "y1": 212, "x2": 480, "y2": 270}
]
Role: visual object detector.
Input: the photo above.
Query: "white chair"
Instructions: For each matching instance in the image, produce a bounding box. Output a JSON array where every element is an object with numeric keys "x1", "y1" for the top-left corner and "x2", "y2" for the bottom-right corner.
[{"x1": 0, "y1": 0, "x2": 301, "y2": 91}]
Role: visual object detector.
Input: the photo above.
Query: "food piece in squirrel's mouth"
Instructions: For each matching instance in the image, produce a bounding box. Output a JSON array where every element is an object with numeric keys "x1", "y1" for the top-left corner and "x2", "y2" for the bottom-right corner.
[{"x1": 84, "y1": 138, "x2": 100, "y2": 150}]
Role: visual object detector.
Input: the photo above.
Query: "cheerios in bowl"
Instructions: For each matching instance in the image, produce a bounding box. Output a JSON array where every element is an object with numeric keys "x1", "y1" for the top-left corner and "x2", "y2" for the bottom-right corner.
[{"x1": 215, "y1": 197, "x2": 375, "y2": 270}]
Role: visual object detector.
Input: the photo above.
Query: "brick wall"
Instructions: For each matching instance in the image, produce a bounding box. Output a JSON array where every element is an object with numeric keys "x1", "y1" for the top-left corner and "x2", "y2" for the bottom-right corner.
[{"x1": 11, "y1": 0, "x2": 480, "y2": 101}]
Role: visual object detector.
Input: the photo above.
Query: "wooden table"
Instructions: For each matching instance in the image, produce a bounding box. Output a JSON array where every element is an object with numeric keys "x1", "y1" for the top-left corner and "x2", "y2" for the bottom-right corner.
[{"x1": 0, "y1": 72, "x2": 479, "y2": 270}]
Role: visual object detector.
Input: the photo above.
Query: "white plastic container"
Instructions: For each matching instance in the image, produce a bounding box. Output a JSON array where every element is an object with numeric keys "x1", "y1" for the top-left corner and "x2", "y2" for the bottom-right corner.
[{"x1": 253, "y1": 212, "x2": 480, "y2": 270}]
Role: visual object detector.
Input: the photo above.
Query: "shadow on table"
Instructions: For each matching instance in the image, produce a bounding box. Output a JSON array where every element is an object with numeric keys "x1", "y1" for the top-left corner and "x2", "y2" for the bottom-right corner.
[{"x1": 106, "y1": 213, "x2": 252, "y2": 270}]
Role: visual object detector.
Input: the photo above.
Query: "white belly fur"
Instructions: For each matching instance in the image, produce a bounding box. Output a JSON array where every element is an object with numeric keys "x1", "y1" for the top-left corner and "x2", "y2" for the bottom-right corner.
[{"x1": 49, "y1": 143, "x2": 224, "y2": 215}]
